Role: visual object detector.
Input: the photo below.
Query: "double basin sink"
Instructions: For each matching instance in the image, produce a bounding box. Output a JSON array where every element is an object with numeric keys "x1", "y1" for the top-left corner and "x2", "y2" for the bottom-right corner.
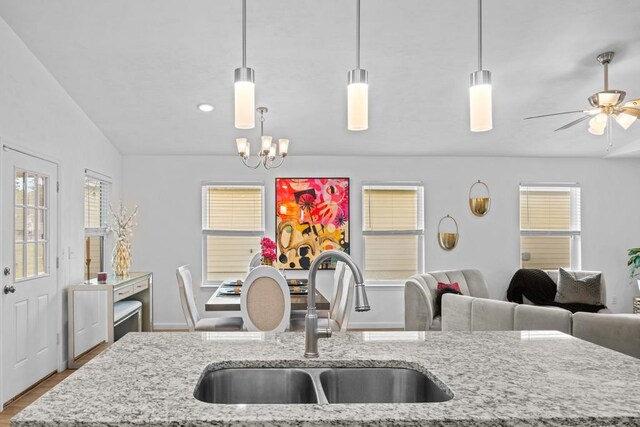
[{"x1": 195, "y1": 366, "x2": 453, "y2": 405}]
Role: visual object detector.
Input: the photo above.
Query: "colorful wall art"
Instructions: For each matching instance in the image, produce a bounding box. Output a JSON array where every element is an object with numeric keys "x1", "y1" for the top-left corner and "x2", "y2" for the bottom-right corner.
[{"x1": 275, "y1": 178, "x2": 350, "y2": 270}]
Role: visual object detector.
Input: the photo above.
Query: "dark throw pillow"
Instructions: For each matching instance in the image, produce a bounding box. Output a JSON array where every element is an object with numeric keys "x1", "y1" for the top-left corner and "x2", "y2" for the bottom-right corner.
[{"x1": 555, "y1": 268, "x2": 602, "y2": 305}]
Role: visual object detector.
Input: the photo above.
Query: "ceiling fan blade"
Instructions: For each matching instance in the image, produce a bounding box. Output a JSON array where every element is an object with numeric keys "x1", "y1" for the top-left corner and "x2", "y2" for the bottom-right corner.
[
  {"x1": 621, "y1": 107, "x2": 640, "y2": 118},
  {"x1": 554, "y1": 114, "x2": 591, "y2": 131},
  {"x1": 524, "y1": 110, "x2": 585, "y2": 120},
  {"x1": 624, "y1": 99, "x2": 640, "y2": 107}
]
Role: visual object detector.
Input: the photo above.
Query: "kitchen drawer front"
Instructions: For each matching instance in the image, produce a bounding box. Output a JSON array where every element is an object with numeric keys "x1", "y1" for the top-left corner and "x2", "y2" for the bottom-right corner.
[
  {"x1": 133, "y1": 280, "x2": 149, "y2": 293},
  {"x1": 114, "y1": 284, "x2": 135, "y2": 302}
]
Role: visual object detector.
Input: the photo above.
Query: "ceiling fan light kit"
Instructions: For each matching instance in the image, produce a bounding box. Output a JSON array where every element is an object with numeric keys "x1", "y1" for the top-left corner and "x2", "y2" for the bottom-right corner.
[
  {"x1": 469, "y1": 0, "x2": 493, "y2": 132},
  {"x1": 234, "y1": 0, "x2": 256, "y2": 129},
  {"x1": 525, "y1": 50, "x2": 640, "y2": 150}
]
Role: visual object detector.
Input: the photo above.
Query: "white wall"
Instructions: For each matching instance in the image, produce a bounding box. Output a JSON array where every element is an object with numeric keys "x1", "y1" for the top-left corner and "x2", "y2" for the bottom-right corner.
[
  {"x1": 123, "y1": 154, "x2": 640, "y2": 329},
  {"x1": 0, "y1": 16, "x2": 122, "y2": 367}
]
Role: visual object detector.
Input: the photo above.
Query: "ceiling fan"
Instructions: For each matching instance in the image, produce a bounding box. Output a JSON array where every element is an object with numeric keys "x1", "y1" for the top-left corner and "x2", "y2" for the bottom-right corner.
[{"x1": 525, "y1": 51, "x2": 640, "y2": 150}]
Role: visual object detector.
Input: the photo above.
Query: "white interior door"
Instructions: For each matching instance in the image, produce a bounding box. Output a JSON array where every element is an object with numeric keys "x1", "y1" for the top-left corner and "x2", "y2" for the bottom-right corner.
[{"x1": 2, "y1": 147, "x2": 58, "y2": 404}]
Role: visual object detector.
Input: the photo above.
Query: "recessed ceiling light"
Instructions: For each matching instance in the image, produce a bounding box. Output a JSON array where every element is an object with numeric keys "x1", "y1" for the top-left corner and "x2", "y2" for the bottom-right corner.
[{"x1": 197, "y1": 103, "x2": 215, "y2": 112}]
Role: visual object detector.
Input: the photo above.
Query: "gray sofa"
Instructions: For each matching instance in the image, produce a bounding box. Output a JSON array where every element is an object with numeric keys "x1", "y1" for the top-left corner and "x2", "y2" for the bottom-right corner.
[
  {"x1": 404, "y1": 269, "x2": 489, "y2": 331},
  {"x1": 438, "y1": 270, "x2": 640, "y2": 359}
]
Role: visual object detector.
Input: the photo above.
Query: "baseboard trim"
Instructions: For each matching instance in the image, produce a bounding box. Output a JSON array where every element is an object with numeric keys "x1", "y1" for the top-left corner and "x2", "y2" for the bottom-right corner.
[
  {"x1": 347, "y1": 321, "x2": 405, "y2": 329},
  {"x1": 154, "y1": 321, "x2": 404, "y2": 330},
  {"x1": 154, "y1": 322, "x2": 188, "y2": 330}
]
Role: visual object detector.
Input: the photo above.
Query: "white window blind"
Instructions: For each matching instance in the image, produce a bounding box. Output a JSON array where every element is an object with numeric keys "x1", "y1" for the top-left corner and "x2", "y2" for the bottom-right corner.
[
  {"x1": 519, "y1": 184, "x2": 581, "y2": 270},
  {"x1": 84, "y1": 173, "x2": 111, "y2": 280},
  {"x1": 362, "y1": 184, "x2": 424, "y2": 281},
  {"x1": 202, "y1": 184, "x2": 264, "y2": 283},
  {"x1": 84, "y1": 175, "x2": 111, "y2": 236}
]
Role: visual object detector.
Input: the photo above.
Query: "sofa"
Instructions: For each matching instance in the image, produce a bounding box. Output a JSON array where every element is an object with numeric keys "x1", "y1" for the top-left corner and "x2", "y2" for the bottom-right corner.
[{"x1": 404, "y1": 269, "x2": 489, "y2": 331}]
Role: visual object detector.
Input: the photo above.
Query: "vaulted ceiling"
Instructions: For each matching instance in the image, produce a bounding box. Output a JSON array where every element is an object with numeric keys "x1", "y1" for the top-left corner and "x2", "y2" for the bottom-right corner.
[{"x1": 1, "y1": 0, "x2": 639, "y2": 157}]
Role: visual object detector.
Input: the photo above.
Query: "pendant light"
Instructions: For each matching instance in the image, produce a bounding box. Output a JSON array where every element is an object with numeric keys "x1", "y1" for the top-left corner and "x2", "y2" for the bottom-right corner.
[
  {"x1": 347, "y1": 0, "x2": 368, "y2": 131},
  {"x1": 469, "y1": 0, "x2": 492, "y2": 132},
  {"x1": 234, "y1": 0, "x2": 255, "y2": 129}
]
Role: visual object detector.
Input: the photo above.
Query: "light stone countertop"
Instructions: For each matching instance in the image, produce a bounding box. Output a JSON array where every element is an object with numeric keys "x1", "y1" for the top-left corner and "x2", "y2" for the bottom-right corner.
[{"x1": 11, "y1": 330, "x2": 640, "y2": 426}]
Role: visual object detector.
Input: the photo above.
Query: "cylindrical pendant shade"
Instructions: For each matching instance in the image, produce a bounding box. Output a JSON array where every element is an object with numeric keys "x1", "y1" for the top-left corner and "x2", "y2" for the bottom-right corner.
[
  {"x1": 469, "y1": 70, "x2": 492, "y2": 132},
  {"x1": 234, "y1": 67, "x2": 255, "y2": 129},
  {"x1": 348, "y1": 83, "x2": 368, "y2": 131},
  {"x1": 348, "y1": 69, "x2": 368, "y2": 131}
]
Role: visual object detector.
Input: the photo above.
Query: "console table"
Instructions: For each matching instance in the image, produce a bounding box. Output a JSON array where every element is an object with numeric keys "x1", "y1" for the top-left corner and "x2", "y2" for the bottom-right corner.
[{"x1": 67, "y1": 272, "x2": 153, "y2": 368}]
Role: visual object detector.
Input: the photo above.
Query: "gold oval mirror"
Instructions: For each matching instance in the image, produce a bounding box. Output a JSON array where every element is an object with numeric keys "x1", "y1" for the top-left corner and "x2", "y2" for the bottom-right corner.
[
  {"x1": 469, "y1": 180, "x2": 491, "y2": 217},
  {"x1": 437, "y1": 215, "x2": 459, "y2": 251}
]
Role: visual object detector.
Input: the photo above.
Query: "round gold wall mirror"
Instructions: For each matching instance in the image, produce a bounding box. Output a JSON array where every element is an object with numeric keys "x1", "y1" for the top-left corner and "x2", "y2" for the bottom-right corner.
[
  {"x1": 437, "y1": 214, "x2": 459, "y2": 251},
  {"x1": 469, "y1": 180, "x2": 491, "y2": 217}
]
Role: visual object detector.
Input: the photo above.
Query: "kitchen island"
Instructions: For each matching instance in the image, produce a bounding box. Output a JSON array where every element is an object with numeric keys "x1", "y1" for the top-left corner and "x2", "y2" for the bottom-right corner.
[{"x1": 12, "y1": 331, "x2": 640, "y2": 426}]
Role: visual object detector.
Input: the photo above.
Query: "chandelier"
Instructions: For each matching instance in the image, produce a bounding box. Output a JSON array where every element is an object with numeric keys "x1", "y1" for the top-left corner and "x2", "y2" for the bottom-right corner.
[{"x1": 235, "y1": 107, "x2": 289, "y2": 169}]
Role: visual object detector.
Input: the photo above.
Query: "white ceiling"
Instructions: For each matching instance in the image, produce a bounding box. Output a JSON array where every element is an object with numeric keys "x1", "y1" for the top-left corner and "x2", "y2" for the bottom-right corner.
[{"x1": 1, "y1": 0, "x2": 639, "y2": 157}]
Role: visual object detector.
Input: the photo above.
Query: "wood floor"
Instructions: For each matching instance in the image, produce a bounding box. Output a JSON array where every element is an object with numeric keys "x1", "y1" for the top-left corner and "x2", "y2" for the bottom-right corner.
[{"x1": 0, "y1": 342, "x2": 108, "y2": 427}]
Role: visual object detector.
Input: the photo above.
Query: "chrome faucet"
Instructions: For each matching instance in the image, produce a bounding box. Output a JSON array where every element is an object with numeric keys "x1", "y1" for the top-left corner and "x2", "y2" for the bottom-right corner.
[{"x1": 304, "y1": 250, "x2": 370, "y2": 358}]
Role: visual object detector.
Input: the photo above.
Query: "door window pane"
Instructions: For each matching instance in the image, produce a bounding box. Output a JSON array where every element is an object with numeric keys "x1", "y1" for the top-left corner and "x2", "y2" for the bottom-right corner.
[
  {"x1": 26, "y1": 242, "x2": 36, "y2": 277},
  {"x1": 38, "y1": 210, "x2": 45, "y2": 240},
  {"x1": 37, "y1": 243, "x2": 45, "y2": 274},
  {"x1": 15, "y1": 171, "x2": 24, "y2": 205},
  {"x1": 15, "y1": 244, "x2": 24, "y2": 279},
  {"x1": 15, "y1": 207, "x2": 24, "y2": 241},
  {"x1": 37, "y1": 176, "x2": 45, "y2": 206},
  {"x1": 26, "y1": 173, "x2": 36, "y2": 206},
  {"x1": 26, "y1": 208, "x2": 36, "y2": 241}
]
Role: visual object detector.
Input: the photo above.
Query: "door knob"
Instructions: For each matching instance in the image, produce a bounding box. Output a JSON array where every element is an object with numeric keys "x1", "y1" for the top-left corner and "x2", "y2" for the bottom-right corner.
[
  {"x1": 3, "y1": 285, "x2": 15, "y2": 294},
  {"x1": 3, "y1": 267, "x2": 10, "y2": 276}
]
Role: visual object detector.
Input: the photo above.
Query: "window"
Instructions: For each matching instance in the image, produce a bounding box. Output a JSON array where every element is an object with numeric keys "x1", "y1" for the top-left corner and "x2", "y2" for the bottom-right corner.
[
  {"x1": 519, "y1": 183, "x2": 581, "y2": 270},
  {"x1": 362, "y1": 184, "x2": 424, "y2": 281},
  {"x1": 84, "y1": 174, "x2": 111, "y2": 280},
  {"x1": 202, "y1": 184, "x2": 264, "y2": 283},
  {"x1": 15, "y1": 171, "x2": 49, "y2": 280}
]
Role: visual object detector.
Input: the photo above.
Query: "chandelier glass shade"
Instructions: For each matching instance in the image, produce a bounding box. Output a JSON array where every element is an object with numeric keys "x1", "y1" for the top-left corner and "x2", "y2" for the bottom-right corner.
[{"x1": 236, "y1": 107, "x2": 289, "y2": 170}]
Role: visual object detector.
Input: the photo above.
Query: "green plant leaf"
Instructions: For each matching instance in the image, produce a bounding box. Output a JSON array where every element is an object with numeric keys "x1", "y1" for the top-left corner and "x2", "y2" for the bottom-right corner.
[{"x1": 629, "y1": 248, "x2": 640, "y2": 255}]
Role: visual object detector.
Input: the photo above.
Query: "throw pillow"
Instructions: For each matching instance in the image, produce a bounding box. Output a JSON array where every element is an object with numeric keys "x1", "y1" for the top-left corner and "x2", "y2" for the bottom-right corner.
[
  {"x1": 434, "y1": 282, "x2": 462, "y2": 316},
  {"x1": 555, "y1": 268, "x2": 602, "y2": 305},
  {"x1": 437, "y1": 282, "x2": 461, "y2": 293}
]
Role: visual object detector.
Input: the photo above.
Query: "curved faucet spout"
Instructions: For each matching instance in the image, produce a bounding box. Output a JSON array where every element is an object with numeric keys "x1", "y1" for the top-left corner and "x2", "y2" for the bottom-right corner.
[{"x1": 304, "y1": 250, "x2": 370, "y2": 358}]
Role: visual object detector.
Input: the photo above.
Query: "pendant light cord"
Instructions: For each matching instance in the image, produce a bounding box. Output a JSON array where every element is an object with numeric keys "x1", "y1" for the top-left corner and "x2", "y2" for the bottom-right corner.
[
  {"x1": 242, "y1": 0, "x2": 247, "y2": 68},
  {"x1": 356, "y1": 0, "x2": 360, "y2": 70},
  {"x1": 604, "y1": 62, "x2": 608, "y2": 91},
  {"x1": 477, "y1": 0, "x2": 483, "y2": 71}
]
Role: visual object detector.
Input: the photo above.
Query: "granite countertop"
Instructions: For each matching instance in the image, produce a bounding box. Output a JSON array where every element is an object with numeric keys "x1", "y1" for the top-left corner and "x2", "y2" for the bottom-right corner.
[{"x1": 12, "y1": 331, "x2": 640, "y2": 426}]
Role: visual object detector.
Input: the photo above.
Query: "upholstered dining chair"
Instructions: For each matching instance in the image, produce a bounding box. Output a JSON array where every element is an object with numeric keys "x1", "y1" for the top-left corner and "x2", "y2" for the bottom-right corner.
[
  {"x1": 241, "y1": 266, "x2": 291, "y2": 332},
  {"x1": 176, "y1": 265, "x2": 243, "y2": 331},
  {"x1": 291, "y1": 261, "x2": 346, "y2": 320},
  {"x1": 291, "y1": 266, "x2": 355, "y2": 332},
  {"x1": 248, "y1": 252, "x2": 262, "y2": 270}
]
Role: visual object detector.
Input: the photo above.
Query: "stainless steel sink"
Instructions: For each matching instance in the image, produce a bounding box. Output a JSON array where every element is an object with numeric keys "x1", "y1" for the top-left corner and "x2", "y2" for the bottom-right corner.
[
  {"x1": 319, "y1": 368, "x2": 452, "y2": 404},
  {"x1": 194, "y1": 366, "x2": 452, "y2": 405},
  {"x1": 195, "y1": 368, "x2": 318, "y2": 404}
]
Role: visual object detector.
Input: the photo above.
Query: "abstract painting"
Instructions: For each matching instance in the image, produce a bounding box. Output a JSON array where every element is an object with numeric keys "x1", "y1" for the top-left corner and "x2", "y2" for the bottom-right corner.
[{"x1": 275, "y1": 178, "x2": 349, "y2": 270}]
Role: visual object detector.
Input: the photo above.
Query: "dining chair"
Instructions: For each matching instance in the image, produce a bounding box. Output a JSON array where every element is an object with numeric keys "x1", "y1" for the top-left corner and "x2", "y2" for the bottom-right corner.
[
  {"x1": 176, "y1": 265, "x2": 243, "y2": 331},
  {"x1": 241, "y1": 266, "x2": 291, "y2": 332},
  {"x1": 248, "y1": 252, "x2": 262, "y2": 270},
  {"x1": 290, "y1": 261, "x2": 345, "y2": 320},
  {"x1": 291, "y1": 267, "x2": 355, "y2": 332}
]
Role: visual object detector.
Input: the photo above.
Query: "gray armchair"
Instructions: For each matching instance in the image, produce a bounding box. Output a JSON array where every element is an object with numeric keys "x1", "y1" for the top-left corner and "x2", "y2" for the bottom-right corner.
[{"x1": 404, "y1": 269, "x2": 489, "y2": 331}]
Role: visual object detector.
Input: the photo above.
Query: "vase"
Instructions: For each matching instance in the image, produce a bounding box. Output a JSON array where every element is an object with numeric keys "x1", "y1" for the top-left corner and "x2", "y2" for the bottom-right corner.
[
  {"x1": 261, "y1": 258, "x2": 273, "y2": 266},
  {"x1": 112, "y1": 239, "x2": 131, "y2": 277}
]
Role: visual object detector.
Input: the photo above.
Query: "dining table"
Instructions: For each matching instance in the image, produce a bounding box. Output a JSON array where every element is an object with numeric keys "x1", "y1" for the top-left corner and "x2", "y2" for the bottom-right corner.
[{"x1": 205, "y1": 279, "x2": 330, "y2": 312}]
